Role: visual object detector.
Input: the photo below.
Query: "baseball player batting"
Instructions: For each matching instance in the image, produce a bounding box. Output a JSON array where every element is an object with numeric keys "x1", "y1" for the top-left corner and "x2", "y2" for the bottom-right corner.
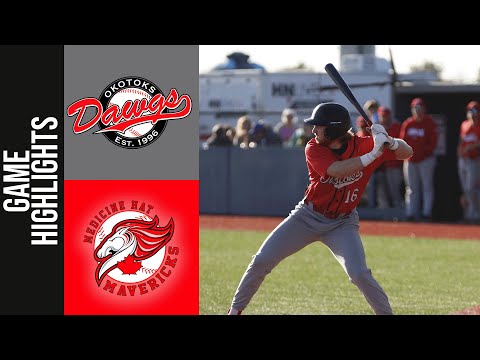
[{"x1": 228, "y1": 102, "x2": 413, "y2": 315}]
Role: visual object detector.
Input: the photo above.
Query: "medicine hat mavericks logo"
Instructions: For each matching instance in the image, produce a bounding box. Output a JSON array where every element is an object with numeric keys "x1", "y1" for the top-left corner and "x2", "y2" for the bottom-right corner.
[
  {"x1": 67, "y1": 76, "x2": 192, "y2": 149},
  {"x1": 84, "y1": 200, "x2": 180, "y2": 297}
]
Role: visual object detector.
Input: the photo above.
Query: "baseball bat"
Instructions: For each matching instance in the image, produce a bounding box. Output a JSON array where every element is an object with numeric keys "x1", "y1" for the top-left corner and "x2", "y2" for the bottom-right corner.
[{"x1": 324, "y1": 63, "x2": 372, "y2": 127}]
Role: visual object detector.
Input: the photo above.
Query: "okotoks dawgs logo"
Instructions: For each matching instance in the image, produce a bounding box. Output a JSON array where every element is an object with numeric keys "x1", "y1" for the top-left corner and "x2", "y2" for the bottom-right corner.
[
  {"x1": 84, "y1": 200, "x2": 179, "y2": 296},
  {"x1": 67, "y1": 76, "x2": 192, "y2": 149}
]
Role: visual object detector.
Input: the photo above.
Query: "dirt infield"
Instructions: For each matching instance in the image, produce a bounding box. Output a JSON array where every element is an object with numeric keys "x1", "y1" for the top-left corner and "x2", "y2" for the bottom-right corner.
[
  {"x1": 201, "y1": 214, "x2": 480, "y2": 315},
  {"x1": 200, "y1": 215, "x2": 480, "y2": 240},
  {"x1": 452, "y1": 305, "x2": 480, "y2": 315}
]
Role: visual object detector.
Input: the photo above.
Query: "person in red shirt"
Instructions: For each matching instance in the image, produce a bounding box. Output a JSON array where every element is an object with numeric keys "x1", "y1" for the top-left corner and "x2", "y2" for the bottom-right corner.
[
  {"x1": 457, "y1": 101, "x2": 480, "y2": 222},
  {"x1": 227, "y1": 102, "x2": 413, "y2": 315},
  {"x1": 356, "y1": 116, "x2": 369, "y2": 137},
  {"x1": 375, "y1": 106, "x2": 404, "y2": 208},
  {"x1": 399, "y1": 98, "x2": 438, "y2": 221}
]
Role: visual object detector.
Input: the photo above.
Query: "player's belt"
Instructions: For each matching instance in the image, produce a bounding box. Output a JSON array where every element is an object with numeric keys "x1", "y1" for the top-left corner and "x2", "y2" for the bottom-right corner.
[{"x1": 303, "y1": 200, "x2": 350, "y2": 220}]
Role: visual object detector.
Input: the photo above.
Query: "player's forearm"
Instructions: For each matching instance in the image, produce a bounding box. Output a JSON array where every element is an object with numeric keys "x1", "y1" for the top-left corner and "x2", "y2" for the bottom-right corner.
[
  {"x1": 328, "y1": 137, "x2": 387, "y2": 177},
  {"x1": 392, "y1": 138, "x2": 413, "y2": 160},
  {"x1": 327, "y1": 158, "x2": 365, "y2": 178}
]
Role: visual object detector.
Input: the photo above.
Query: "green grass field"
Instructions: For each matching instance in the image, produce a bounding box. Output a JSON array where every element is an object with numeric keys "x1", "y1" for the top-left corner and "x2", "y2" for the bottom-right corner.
[{"x1": 200, "y1": 229, "x2": 480, "y2": 315}]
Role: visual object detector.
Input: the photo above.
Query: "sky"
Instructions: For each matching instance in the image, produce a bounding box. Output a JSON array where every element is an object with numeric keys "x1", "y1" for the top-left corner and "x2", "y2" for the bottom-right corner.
[{"x1": 199, "y1": 45, "x2": 480, "y2": 83}]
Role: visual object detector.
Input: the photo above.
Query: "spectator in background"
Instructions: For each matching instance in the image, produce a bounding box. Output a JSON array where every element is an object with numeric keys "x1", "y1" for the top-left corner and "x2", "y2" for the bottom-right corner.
[
  {"x1": 249, "y1": 120, "x2": 283, "y2": 148},
  {"x1": 355, "y1": 116, "x2": 374, "y2": 207},
  {"x1": 225, "y1": 125, "x2": 236, "y2": 144},
  {"x1": 287, "y1": 122, "x2": 314, "y2": 147},
  {"x1": 375, "y1": 107, "x2": 404, "y2": 209},
  {"x1": 400, "y1": 98, "x2": 438, "y2": 221},
  {"x1": 274, "y1": 108, "x2": 297, "y2": 144},
  {"x1": 363, "y1": 99, "x2": 380, "y2": 124},
  {"x1": 233, "y1": 115, "x2": 252, "y2": 148},
  {"x1": 356, "y1": 116, "x2": 369, "y2": 137},
  {"x1": 203, "y1": 124, "x2": 233, "y2": 148},
  {"x1": 457, "y1": 101, "x2": 480, "y2": 223}
]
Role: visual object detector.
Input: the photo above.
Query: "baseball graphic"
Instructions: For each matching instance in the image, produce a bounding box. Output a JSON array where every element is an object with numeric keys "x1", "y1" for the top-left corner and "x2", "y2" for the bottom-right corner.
[
  {"x1": 94, "y1": 77, "x2": 169, "y2": 149},
  {"x1": 107, "y1": 88, "x2": 154, "y2": 139}
]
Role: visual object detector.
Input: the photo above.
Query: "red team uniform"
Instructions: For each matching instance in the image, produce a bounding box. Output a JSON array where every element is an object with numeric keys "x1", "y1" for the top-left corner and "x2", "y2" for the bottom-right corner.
[
  {"x1": 375, "y1": 121, "x2": 403, "y2": 208},
  {"x1": 228, "y1": 102, "x2": 413, "y2": 315},
  {"x1": 399, "y1": 98, "x2": 438, "y2": 220},
  {"x1": 400, "y1": 115, "x2": 437, "y2": 164},
  {"x1": 383, "y1": 122, "x2": 401, "y2": 169},
  {"x1": 304, "y1": 136, "x2": 397, "y2": 218},
  {"x1": 457, "y1": 101, "x2": 480, "y2": 221},
  {"x1": 459, "y1": 119, "x2": 480, "y2": 159}
]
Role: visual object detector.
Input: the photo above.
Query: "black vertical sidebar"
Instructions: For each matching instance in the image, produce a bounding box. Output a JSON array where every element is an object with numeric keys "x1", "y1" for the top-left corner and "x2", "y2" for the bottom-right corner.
[{"x1": 0, "y1": 45, "x2": 63, "y2": 314}]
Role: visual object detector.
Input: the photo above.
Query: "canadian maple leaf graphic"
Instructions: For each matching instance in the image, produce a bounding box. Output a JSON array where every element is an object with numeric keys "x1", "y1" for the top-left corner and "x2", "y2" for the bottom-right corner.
[{"x1": 117, "y1": 255, "x2": 142, "y2": 275}]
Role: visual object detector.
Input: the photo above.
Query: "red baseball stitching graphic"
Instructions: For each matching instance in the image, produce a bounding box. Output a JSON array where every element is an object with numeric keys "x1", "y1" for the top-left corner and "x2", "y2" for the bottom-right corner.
[{"x1": 108, "y1": 89, "x2": 152, "y2": 138}]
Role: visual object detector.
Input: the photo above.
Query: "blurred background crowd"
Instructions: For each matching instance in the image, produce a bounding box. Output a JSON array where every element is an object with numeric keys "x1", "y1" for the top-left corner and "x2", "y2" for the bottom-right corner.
[
  {"x1": 199, "y1": 46, "x2": 480, "y2": 224},
  {"x1": 201, "y1": 99, "x2": 480, "y2": 224},
  {"x1": 202, "y1": 108, "x2": 312, "y2": 150}
]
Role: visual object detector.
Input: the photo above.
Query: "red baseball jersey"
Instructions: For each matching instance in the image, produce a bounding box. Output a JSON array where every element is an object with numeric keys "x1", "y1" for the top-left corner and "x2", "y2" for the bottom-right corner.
[
  {"x1": 459, "y1": 120, "x2": 480, "y2": 159},
  {"x1": 399, "y1": 115, "x2": 437, "y2": 163},
  {"x1": 356, "y1": 129, "x2": 369, "y2": 137},
  {"x1": 383, "y1": 122, "x2": 402, "y2": 169},
  {"x1": 304, "y1": 136, "x2": 396, "y2": 218}
]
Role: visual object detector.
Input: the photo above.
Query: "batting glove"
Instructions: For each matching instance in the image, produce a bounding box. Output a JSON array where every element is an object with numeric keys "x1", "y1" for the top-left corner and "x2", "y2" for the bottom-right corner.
[
  {"x1": 374, "y1": 131, "x2": 395, "y2": 148},
  {"x1": 360, "y1": 134, "x2": 387, "y2": 167},
  {"x1": 371, "y1": 143, "x2": 385, "y2": 159},
  {"x1": 388, "y1": 138, "x2": 400, "y2": 151},
  {"x1": 370, "y1": 124, "x2": 388, "y2": 137},
  {"x1": 373, "y1": 132, "x2": 390, "y2": 149}
]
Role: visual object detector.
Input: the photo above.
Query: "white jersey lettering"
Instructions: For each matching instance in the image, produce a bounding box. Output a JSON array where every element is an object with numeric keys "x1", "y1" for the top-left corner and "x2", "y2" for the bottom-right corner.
[
  {"x1": 319, "y1": 171, "x2": 364, "y2": 189},
  {"x1": 406, "y1": 128, "x2": 425, "y2": 138},
  {"x1": 462, "y1": 133, "x2": 478, "y2": 142}
]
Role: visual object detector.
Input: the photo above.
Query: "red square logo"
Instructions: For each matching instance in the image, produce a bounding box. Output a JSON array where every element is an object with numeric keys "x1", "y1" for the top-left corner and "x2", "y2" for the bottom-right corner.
[{"x1": 64, "y1": 180, "x2": 198, "y2": 315}]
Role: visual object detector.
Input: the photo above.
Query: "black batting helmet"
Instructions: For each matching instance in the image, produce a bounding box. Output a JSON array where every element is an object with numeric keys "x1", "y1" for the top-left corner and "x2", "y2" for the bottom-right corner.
[{"x1": 304, "y1": 102, "x2": 352, "y2": 140}]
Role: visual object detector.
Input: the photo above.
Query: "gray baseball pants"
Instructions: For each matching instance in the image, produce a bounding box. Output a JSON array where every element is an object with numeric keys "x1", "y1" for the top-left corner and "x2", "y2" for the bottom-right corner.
[
  {"x1": 230, "y1": 201, "x2": 393, "y2": 315},
  {"x1": 404, "y1": 156, "x2": 436, "y2": 219},
  {"x1": 376, "y1": 167, "x2": 404, "y2": 208},
  {"x1": 458, "y1": 157, "x2": 480, "y2": 220}
]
